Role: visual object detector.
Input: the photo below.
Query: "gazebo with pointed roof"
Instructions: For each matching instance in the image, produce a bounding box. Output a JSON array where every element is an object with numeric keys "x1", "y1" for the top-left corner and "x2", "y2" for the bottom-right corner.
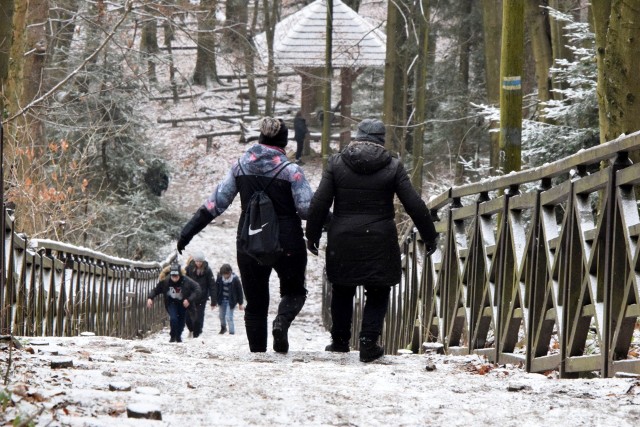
[{"x1": 254, "y1": 0, "x2": 386, "y2": 145}]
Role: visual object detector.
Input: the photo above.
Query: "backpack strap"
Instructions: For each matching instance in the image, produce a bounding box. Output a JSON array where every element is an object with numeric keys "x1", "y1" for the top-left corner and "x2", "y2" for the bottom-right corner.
[
  {"x1": 263, "y1": 161, "x2": 291, "y2": 192},
  {"x1": 237, "y1": 160, "x2": 291, "y2": 192}
]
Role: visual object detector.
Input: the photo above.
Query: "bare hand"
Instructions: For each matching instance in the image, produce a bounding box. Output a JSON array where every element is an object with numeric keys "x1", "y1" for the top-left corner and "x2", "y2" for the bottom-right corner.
[
  {"x1": 183, "y1": 299, "x2": 190, "y2": 308},
  {"x1": 146, "y1": 299, "x2": 153, "y2": 309},
  {"x1": 239, "y1": 304, "x2": 244, "y2": 311}
]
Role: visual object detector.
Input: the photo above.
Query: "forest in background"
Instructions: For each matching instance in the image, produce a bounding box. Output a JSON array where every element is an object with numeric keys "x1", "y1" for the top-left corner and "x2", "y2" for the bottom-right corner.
[{"x1": 0, "y1": 0, "x2": 639, "y2": 260}]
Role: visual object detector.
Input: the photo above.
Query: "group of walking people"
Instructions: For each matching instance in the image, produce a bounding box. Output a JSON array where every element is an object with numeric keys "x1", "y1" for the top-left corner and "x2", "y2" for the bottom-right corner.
[
  {"x1": 146, "y1": 254, "x2": 244, "y2": 342},
  {"x1": 163, "y1": 115, "x2": 438, "y2": 363}
]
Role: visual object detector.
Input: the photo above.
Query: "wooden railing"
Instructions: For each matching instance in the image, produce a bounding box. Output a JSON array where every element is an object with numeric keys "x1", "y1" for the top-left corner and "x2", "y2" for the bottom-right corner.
[
  {"x1": 0, "y1": 209, "x2": 168, "y2": 339},
  {"x1": 329, "y1": 130, "x2": 640, "y2": 378}
]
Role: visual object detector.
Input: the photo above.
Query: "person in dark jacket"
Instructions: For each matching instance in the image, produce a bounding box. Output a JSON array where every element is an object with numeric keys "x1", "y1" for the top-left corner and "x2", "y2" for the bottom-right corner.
[
  {"x1": 293, "y1": 110, "x2": 308, "y2": 164},
  {"x1": 146, "y1": 262, "x2": 202, "y2": 343},
  {"x1": 185, "y1": 251, "x2": 216, "y2": 338},
  {"x1": 305, "y1": 118, "x2": 438, "y2": 362},
  {"x1": 214, "y1": 263, "x2": 244, "y2": 335},
  {"x1": 177, "y1": 117, "x2": 313, "y2": 353}
]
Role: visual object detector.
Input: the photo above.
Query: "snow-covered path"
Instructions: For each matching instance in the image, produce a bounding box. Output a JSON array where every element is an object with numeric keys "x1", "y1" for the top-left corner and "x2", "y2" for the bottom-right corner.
[
  {"x1": 6, "y1": 301, "x2": 640, "y2": 426},
  {"x1": 5, "y1": 230, "x2": 640, "y2": 427}
]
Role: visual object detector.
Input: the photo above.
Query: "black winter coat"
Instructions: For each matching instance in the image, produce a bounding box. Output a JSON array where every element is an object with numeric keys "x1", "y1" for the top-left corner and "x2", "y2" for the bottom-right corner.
[
  {"x1": 306, "y1": 140, "x2": 438, "y2": 286},
  {"x1": 294, "y1": 116, "x2": 308, "y2": 141},
  {"x1": 214, "y1": 273, "x2": 244, "y2": 308},
  {"x1": 185, "y1": 260, "x2": 216, "y2": 305},
  {"x1": 147, "y1": 275, "x2": 202, "y2": 309}
]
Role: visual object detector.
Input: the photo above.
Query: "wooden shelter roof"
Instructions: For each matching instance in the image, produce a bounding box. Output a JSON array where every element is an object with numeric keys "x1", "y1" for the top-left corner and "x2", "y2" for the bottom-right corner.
[{"x1": 254, "y1": 0, "x2": 386, "y2": 68}]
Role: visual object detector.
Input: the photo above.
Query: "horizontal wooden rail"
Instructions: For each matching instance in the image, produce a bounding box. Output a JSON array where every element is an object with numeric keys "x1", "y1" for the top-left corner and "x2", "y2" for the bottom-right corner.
[
  {"x1": 1, "y1": 212, "x2": 170, "y2": 339},
  {"x1": 325, "y1": 130, "x2": 640, "y2": 378}
]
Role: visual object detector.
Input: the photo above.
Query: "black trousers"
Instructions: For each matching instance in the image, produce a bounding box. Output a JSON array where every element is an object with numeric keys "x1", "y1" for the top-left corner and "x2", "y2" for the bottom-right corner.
[
  {"x1": 237, "y1": 250, "x2": 308, "y2": 351},
  {"x1": 185, "y1": 301, "x2": 206, "y2": 335},
  {"x1": 295, "y1": 137, "x2": 304, "y2": 160},
  {"x1": 330, "y1": 284, "x2": 391, "y2": 342}
]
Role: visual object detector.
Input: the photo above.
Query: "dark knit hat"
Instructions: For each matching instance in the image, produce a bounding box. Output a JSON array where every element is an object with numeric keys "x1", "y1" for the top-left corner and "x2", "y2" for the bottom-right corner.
[
  {"x1": 355, "y1": 118, "x2": 386, "y2": 145},
  {"x1": 170, "y1": 263, "x2": 181, "y2": 276},
  {"x1": 259, "y1": 117, "x2": 289, "y2": 148}
]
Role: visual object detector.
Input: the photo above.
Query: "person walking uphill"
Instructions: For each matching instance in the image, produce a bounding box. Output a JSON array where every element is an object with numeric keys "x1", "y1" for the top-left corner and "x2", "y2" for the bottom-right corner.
[
  {"x1": 185, "y1": 251, "x2": 216, "y2": 338},
  {"x1": 177, "y1": 117, "x2": 314, "y2": 353},
  {"x1": 147, "y1": 263, "x2": 202, "y2": 343},
  {"x1": 305, "y1": 118, "x2": 439, "y2": 362},
  {"x1": 215, "y1": 264, "x2": 244, "y2": 335}
]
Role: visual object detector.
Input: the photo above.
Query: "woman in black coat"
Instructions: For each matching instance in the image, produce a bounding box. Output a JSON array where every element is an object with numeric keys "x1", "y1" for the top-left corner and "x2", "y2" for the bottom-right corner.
[{"x1": 305, "y1": 118, "x2": 438, "y2": 362}]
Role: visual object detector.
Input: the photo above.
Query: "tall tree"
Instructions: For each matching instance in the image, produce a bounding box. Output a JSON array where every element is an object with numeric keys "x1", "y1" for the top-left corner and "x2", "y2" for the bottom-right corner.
[
  {"x1": 499, "y1": 0, "x2": 525, "y2": 174},
  {"x1": 0, "y1": 0, "x2": 13, "y2": 115},
  {"x1": 453, "y1": 0, "x2": 473, "y2": 185},
  {"x1": 193, "y1": 0, "x2": 219, "y2": 87},
  {"x1": 225, "y1": 0, "x2": 248, "y2": 47},
  {"x1": 262, "y1": 0, "x2": 279, "y2": 116},
  {"x1": 592, "y1": 1, "x2": 640, "y2": 149},
  {"x1": 382, "y1": 0, "x2": 408, "y2": 154},
  {"x1": 321, "y1": 0, "x2": 333, "y2": 167},
  {"x1": 411, "y1": 0, "x2": 429, "y2": 192},
  {"x1": 526, "y1": 0, "x2": 553, "y2": 113},
  {"x1": 481, "y1": 0, "x2": 502, "y2": 174},
  {"x1": 140, "y1": 3, "x2": 159, "y2": 84},
  {"x1": 243, "y1": 0, "x2": 259, "y2": 114}
]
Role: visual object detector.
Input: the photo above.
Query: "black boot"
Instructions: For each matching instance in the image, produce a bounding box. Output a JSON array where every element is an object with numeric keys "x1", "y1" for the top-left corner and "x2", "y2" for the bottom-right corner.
[
  {"x1": 219, "y1": 326, "x2": 227, "y2": 334},
  {"x1": 325, "y1": 337, "x2": 350, "y2": 353},
  {"x1": 359, "y1": 336, "x2": 384, "y2": 362},
  {"x1": 245, "y1": 313, "x2": 267, "y2": 352},
  {"x1": 272, "y1": 295, "x2": 306, "y2": 353},
  {"x1": 272, "y1": 316, "x2": 289, "y2": 353}
]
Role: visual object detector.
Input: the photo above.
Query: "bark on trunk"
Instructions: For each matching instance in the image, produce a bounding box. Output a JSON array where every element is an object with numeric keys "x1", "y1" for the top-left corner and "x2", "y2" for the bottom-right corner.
[
  {"x1": 499, "y1": 0, "x2": 525, "y2": 174},
  {"x1": 193, "y1": 0, "x2": 218, "y2": 87},
  {"x1": 481, "y1": 0, "x2": 502, "y2": 174},
  {"x1": 526, "y1": 0, "x2": 553, "y2": 111}
]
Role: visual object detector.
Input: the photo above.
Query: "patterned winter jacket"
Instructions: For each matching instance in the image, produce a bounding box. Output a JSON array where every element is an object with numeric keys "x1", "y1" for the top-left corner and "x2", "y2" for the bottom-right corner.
[{"x1": 179, "y1": 143, "x2": 314, "y2": 253}]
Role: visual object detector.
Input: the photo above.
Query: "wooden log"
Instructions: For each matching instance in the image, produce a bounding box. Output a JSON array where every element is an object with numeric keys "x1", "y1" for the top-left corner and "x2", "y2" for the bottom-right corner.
[
  {"x1": 195, "y1": 130, "x2": 242, "y2": 152},
  {"x1": 157, "y1": 113, "x2": 245, "y2": 127}
]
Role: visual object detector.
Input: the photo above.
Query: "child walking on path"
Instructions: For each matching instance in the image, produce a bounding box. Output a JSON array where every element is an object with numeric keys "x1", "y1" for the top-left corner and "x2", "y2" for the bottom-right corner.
[
  {"x1": 214, "y1": 264, "x2": 244, "y2": 334},
  {"x1": 185, "y1": 251, "x2": 216, "y2": 338}
]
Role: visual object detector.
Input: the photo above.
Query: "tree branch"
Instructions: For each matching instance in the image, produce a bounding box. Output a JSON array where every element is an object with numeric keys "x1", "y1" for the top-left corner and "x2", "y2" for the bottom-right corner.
[{"x1": 6, "y1": 1, "x2": 134, "y2": 122}]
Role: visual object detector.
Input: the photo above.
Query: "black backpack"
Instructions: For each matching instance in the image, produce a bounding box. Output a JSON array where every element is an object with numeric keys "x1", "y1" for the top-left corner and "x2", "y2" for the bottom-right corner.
[{"x1": 238, "y1": 161, "x2": 291, "y2": 266}]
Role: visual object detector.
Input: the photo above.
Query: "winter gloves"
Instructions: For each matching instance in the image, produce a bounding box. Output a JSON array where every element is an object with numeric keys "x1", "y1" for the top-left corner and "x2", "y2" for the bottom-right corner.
[{"x1": 177, "y1": 206, "x2": 215, "y2": 254}]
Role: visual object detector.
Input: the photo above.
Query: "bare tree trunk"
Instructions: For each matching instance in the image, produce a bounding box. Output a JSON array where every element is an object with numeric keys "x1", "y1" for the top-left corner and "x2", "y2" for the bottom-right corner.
[
  {"x1": 592, "y1": 0, "x2": 612, "y2": 144},
  {"x1": 526, "y1": 0, "x2": 553, "y2": 113},
  {"x1": 4, "y1": 0, "x2": 49, "y2": 235},
  {"x1": 163, "y1": 20, "x2": 179, "y2": 103},
  {"x1": 225, "y1": 0, "x2": 247, "y2": 48},
  {"x1": 193, "y1": 0, "x2": 218, "y2": 87},
  {"x1": 412, "y1": 0, "x2": 429, "y2": 192},
  {"x1": 382, "y1": 0, "x2": 408, "y2": 154},
  {"x1": 339, "y1": 68, "x2": 355, "y2": 150},
  {"x1": 262, "y1": 0, "x2": 278, "y2": 116},
  {"x1": 244, "y1": 0, "x2": 258, "y2": 114},
  {"x1": 593, "y1": 0, "x2": 640, "y2": 150},
  {"x1": 482, "y1": 0, "x2": 502, "y2": 174},
  {"x1": 499, "y1": 0, "x2": 525, "y2": 174},
  {"x1": 321, "y1": 0, "x2": 333, "y2": 168},
  {"x1": 0, "y1": 0, "x2": 14, "y2": 115},
  {"x1": 454, "y1": 0, "x2": 472, "y2": 185},
  {"x1": 140, "y1": 4, "x2": 159, "y2": 84}
]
